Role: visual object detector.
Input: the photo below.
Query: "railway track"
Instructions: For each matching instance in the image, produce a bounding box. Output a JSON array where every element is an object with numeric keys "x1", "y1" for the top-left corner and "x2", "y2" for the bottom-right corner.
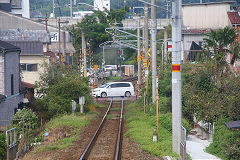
[
  {"x1": 116, "y1": 76, "x2": 138, "y2": 82},
  {"x1": 80, "y1": 98, "x2": 124, "y2": 160}
]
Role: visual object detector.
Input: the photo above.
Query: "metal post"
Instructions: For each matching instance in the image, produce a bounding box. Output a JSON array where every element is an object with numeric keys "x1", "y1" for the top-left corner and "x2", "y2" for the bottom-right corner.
[
  {"x1": 70, "y1": 0, "x2": 73, "y2": 18},
  {"x1": 137, "y1": 17, "x2": 142, "y2": 86},
  {"x1": 102, "y1": 46, "x2": 105, "y2": 79},
  {"x1": 151, "y1": 0, "x2": 157, "y2": 103},
  {"x1": 172, "y1": 0, "x2": 182, "y2": 155},
  {"x1": 58, "y1": 17, "x2": 61, "y2": 63},
  {"x1": 62, "y1": 31, "x2": 66, "y2": 63},
  {"x1": 45, "y1": 12, "x2": 48, "y2": 31},
  {"x1": 82, "y1": 32, "x2": 87, "y2": 77}
]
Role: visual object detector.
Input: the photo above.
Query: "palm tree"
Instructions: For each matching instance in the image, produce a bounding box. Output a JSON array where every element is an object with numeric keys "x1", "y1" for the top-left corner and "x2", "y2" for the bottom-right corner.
[{"x1": 203, "y1": 26, "x2": 239, "y2": 75}]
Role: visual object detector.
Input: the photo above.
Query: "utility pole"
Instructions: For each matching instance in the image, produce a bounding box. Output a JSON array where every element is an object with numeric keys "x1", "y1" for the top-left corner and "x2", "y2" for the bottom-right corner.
[
  {"x1": 172, "y1": 0, "x2": 182, "y2": 155},
  {"x1": 52, "y1": 0, "x2": 55, "y2": 18},
  {"x1": 164, "y1": 28, "x2": 168, "y2": 64},
  {"x1": 58, "y1": 17, "x2": 61, "y2": 63},
  {"x1": 137, "y1": 17, "x2": 142, "y2": 87},
  {"x1": 82, "y1": 31, "x2": 87, "y2": 77},
  {"x1": 151, "y1": 0, "x2": 157, "y2": 103},
  {"x1": 70, "y1": 0, "x2": 73, "y2": 18}
]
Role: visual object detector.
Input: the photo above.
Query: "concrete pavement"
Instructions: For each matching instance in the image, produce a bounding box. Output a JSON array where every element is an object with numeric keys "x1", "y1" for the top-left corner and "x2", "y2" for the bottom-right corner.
[{"x1": 186, "y1": 134, "x2": 221, "y2": 160}]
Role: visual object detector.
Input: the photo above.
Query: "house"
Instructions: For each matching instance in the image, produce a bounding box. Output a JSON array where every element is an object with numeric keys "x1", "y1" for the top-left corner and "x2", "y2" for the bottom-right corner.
[
  {"x1": 182, "y1": 1, "x2": 235, "y2": 62},
  {"x1": 0, "y1": 0, "x2": 30, "y2": 18},
  {"x1": 7, "y1": 41, "x2": 49, "y2": 85},
  {"x1": 0, "y1": 40, "x2": 24, "y2": 127},
  {"x1": 227, "y1": 11, "x2": 240, "y2": 67},
  {"x1": 0, "y1": 10, "x2": 76, "y2": 64},
  {"x1": 0, "y1": 10, "x2": 75, "y2": 89}
]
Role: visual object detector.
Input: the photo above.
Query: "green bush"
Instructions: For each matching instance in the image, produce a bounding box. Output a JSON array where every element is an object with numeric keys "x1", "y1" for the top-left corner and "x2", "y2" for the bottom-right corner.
[
  {"x1": 34, "y1": 73, "x2": 92, "y2": 119},
  {"x1": 10, "y1": 108, "x2": 38, "y2": 136},
  {"x1": 0, "y1": 133, "x2": 6, "y2": 160},
  {"x1": 206, "y1": 118, "x2": 240, "y2": 160}
]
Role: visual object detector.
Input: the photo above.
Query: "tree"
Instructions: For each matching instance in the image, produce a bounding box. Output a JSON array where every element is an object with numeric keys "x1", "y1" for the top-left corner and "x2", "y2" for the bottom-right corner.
[
  {"x1": 203, "y1": 27, "x2": 239, "y2": 76},
  {"x1": 34, "y1": 63, "x2": 91, "y2": 119}
]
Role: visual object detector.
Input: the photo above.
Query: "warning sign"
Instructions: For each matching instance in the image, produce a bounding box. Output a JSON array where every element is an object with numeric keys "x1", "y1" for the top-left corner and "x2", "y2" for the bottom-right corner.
[
  {"x1": 172, "y1": 64, "x2": 180, "y2": 72},
  {"x1": 94, "y1": 65, "x2": 98, "y2": 70},
  {"x1": 167, "y1": 42, "x2": 172, "y2": 52},
  {"x1": 144, "y1": 59, "x2": 148, "y2": 68},
  {"x1": 137, "y1": 56, "x2": 141, "y2": 62}
]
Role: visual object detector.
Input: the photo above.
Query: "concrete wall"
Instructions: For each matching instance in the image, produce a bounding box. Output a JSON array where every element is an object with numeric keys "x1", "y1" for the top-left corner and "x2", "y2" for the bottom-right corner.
[
  {"x1": 182, "y1": 3, "x2": 231, "y2": 29},
  {"x1": 0, "y1": 93, "x2": 24, "y2": 126},
  {"x1": 0, "y1": 53, "x2": 4, "y2": 95},
  {"x1": 11, "y1": 0, "x2": 30, "y2": 18},
  {"x1": 5, "y1": 51, "x2": 20, "y2": 97},
  {"x1": 183, "y1": 34, "x2": 206, "y2": 51},
  {"x1": 20, "y1": 55, "x2": 49, "y2": 85},
  {"x1": 0, "y1": 50, "x2": 23, "y2": 127}
]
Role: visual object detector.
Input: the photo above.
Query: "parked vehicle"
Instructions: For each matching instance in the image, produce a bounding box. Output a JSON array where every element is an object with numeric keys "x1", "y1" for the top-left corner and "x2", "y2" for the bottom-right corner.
[{"x1": 92, "y1": 82, "x2": 135, "y2": 97}]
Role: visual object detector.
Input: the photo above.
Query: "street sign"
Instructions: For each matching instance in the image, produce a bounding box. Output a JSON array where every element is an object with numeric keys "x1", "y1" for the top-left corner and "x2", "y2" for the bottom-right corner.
[
  {"x1": 94, "y1": 65, "x2": 98, "y2": 70},
  {"x1": 167, "y1": 41, "x2": 172, "y2": 52},
  {"x1": 50, "y1": 32, "x2": 59, "y2": 42},
  {"x1": 156, "y1": 76, "x2": 159, "y2": 88}
]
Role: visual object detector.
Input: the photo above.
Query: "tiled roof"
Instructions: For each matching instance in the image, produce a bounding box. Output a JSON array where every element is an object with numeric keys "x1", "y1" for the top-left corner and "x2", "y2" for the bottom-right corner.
[
  {"x1": 182, "y1": 29, "x2": 209, "y2": 34},
  {"x1": 7, "y1": 41, "x2": 43, "y2": 55},
  {"x1": 21, "y1": 82, "x2": 34, "y2": 89},
  {"x1": 0, "y1": 40, "x2": 20, "y2": 52},
  {"x1": 227, "y1": 12, "x2": 240, "y2": 24}
]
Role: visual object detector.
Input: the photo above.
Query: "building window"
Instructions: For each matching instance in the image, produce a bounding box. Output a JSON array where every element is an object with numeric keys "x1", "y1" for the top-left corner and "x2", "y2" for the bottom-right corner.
[
  {"x1": 11, "y1": 74, "x2": 14, "y2": 95},
  {"x1": 20, "y1": 64, "x2": 38, "y2": 72},
  {"x1": 11, "y1": 0, "x2": 22, "y2": 9}
]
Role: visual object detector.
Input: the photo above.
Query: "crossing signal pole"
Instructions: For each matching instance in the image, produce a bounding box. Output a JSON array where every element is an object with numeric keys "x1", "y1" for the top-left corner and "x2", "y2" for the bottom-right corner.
[{"x1": 82, "y1": 31, "x2": 87, "y2": 77}]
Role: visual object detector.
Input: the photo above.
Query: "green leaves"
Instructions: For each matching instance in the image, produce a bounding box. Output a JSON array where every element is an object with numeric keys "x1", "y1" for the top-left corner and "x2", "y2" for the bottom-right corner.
[
  {"x1": 203, "y1": 26, "x2": 240, "y2": 73},
  {"x1": 0, "y1": 134, "x2": 6, "y2": 160}
]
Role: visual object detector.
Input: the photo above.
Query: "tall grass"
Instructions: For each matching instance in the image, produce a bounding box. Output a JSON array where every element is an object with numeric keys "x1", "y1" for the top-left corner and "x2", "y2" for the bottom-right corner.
[{"x1": 124, "y1": 102, "x2": 191, "y2": 158}]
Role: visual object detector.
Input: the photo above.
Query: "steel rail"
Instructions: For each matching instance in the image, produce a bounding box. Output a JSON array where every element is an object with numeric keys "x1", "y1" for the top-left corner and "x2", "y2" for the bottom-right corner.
[
  {"x1": 79, "y1": 99, "x2": 113, "y2": 160},
  {"x1": 114, "y1": 98, "x2": 124, "y2": 160}
]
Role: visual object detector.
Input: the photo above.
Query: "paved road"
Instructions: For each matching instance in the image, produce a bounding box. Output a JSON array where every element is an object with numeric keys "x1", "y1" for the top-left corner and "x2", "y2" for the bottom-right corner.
[{"x1": 186, "y1": 134, "x2": 221, "y2": 160}]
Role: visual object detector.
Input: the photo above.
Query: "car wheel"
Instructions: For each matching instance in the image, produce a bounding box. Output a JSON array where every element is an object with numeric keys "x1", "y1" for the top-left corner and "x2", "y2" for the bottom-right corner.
[
  {"x1": 101, "y1": 92, "x2": 107, "y2": 98},
  {"x1": 125, "y1": 91, "x2": 131, "y2": 97}
]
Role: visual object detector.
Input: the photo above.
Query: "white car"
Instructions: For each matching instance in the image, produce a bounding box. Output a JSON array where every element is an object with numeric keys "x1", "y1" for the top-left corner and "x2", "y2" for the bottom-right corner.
[{"x1": 92, "y1": 82, "x2": 135, "y2": 97}]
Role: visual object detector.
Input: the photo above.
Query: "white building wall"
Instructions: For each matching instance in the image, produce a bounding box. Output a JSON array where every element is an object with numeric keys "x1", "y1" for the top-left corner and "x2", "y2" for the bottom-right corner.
[
  {"x1": 20, "y1": 55, "x2": 49, "y2": 85},
  {"x1": 0, "y1": 54, "x2": 4, "y2": 95},
  {"x1": 94, "y1": 0, "x2": 110, "y2": 11},
  {"x1": 182, "y1": 3, "x2": 232, "y2": 29},
  {"x1": 11, "y1": 0, "x2": 30, "y2": 18}
]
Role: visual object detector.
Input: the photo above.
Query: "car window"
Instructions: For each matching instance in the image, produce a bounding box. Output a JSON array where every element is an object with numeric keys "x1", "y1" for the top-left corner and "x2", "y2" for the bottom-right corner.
[
  {"x1": 100, "y1": 83, "x2": 109, "y2": 88},
  {"x1": 116, "y1": 83, "x2": 130, "y2": 87},
  {"x1": 110, "y1": 84, "x2": 117, "y2": 88}
]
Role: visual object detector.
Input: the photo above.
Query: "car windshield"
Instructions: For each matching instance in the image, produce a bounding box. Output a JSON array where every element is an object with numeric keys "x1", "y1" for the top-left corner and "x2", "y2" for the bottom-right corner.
[{"x1": 99, "y1": 83, "x2": 109, "y2": 88}]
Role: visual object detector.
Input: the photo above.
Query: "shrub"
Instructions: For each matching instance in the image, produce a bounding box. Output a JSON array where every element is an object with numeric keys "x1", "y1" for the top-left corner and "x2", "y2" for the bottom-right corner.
[
  {"x1": 10, "y1": 108, "x2": 38, "y2": 134},
  {"x1": 0, "y1": 133, "x2": 6, "y2": 160},
  {"x1": 206, "y1": 118, "x2": 240, "y2": 160}
]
